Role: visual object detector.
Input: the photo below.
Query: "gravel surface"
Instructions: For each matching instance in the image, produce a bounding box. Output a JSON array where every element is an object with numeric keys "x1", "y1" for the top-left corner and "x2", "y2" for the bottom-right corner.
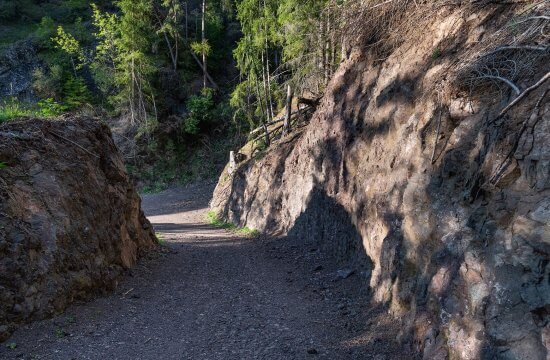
[{"x1": 0, "y1": 182, "x2": 408, "y2": 360}]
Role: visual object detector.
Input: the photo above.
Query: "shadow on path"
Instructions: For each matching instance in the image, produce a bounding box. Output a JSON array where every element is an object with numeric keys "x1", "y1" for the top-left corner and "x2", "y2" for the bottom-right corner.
[{"x1": 0, "y1": 183, "x2": 408, "y2": 360}]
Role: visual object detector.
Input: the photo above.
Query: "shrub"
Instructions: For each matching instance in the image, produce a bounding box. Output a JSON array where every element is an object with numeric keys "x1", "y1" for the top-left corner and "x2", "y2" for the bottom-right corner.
[
  {"x1": 37, "y1": 98, "x2": 68, "y2": 117},
  {"x1": 32, "y1": 65, "x2": 64, "y2": 100},
  {"x1": 34, "y1": 16, "x2": 56, "y2": 48},
  {"x1": 62, "y1": 76, "x2": 90, "y2": 109},
  {"x1": 184, "y1": 88, "x2": 215, "y2": 135},
  {"x1": 0, "y1": 98, "x2": 36, "y2": 121}
]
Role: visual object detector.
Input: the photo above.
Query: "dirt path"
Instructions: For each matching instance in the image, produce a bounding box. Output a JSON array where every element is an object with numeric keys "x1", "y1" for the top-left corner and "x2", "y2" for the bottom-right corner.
[{"x1": 0, "y1": 182, "x2": 407, "y2": 360}]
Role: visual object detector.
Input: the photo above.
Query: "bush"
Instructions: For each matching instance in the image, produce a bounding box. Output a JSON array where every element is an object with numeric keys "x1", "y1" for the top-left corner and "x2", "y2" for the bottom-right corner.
[
  {"x1": 184, "y1": 88, "x2": 215, "y2": 135},
  {"x1": 34, "y1": 16, "x2": 56, "y2": 48},
  {"x1": 32, "y1": 65, "x2": 63, "y2": 99},
  {"x1": 63, "y1": 76, "x2": 90, "y2": 109},
  {"x1": 37, "y1": 98, "x2": 68, "y2": 117}
]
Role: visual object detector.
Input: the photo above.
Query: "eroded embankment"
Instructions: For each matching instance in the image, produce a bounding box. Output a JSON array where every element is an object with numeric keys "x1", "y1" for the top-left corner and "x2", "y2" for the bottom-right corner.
[
  {"x1": 212, "y1": 4, "x2": 549, "y2": 359},
  {"x1": 0, "y1": 117, "x2": 156, "y2": 340}
]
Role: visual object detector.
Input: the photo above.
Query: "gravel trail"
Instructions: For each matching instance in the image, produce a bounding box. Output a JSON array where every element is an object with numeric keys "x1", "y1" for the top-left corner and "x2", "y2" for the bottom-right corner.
[{"x1": 0, "y1": 182, "x2": 407, "y2": 360}]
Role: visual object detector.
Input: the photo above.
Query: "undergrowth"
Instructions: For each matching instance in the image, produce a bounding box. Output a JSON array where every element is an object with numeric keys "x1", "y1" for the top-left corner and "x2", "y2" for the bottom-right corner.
[
  {"x1": 132, "y1": 132, "x2": 244, "y2": 194},
  {"x1": 0, "y1": 97, "x2": 66, "y2": 122},
  {"x1": 205, "y1": 211, "x2": 259, "y2": 237}
]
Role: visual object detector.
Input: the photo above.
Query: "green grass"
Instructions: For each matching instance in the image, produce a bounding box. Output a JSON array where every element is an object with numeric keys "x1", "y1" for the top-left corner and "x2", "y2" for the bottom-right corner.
[
  {"x1": 0, "y1": 99, "x2": 42, "y2": 122},
  {"x1": 5, "y1": 342, "x2": 17, "y2": 350},
  {"x1": 205, "y1": 211, "x2": 259, "y2": 237},
  {"x1": 155, "y1": 232, "x2": 167, "y2": 245},
  {"x1": 0, "y1": 98, "x2": 65, "y2": 122},
  {"x1": 133, "y1": 130, "x2": 244, "y2": 193}
]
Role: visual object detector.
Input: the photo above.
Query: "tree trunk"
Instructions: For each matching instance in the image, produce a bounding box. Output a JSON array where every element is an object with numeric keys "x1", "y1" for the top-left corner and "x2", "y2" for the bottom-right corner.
[
  {"x1": 202, "y1": 0, "x2": 207, "y2": 89},
  {"x1": 325, "y1": 11, "x2": 331, "y2": 84},
  {"x1": 162, "y1": 32, "x2": 177, "y2": 71},
  {"x1": 184, "y1": 1, "x2": 188, "y2": 42},
  {"x1": 246, "y1": 81, "x2": 253, "y2": 129},
  {"x1": 283, "y1": 85, "x2": 293, "y2": 136},
  {"x1": 190, "y1": 51, "x2": 218, "y2": 89},
  {"x1": 261, "y1": 0, "x2": 274, "y2": 119},
  {"x1": 261, "y1": 51, "x2": 272, "y2": 123},
  {"x1": 254, "y1": 72, "x2": 270, "y2": 147}
]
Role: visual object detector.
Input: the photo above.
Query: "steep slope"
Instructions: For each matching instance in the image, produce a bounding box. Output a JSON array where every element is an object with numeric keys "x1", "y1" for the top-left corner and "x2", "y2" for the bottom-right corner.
[
  {"x1": 212, "y1": 4, "x2": 549, "y2": 359},
  {"x1": 0, "y1": 117, "x2": 157, "y2": 340}
]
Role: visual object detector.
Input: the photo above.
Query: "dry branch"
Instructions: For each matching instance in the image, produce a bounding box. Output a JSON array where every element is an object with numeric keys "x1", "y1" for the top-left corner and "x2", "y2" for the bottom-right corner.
[
  {"x1": 492, "y1": 71, "x2": 550, "y2": 122},
  {"x1": 482, "y1": 45, "x2": 548, "y2": 58},
  {"x1": 48, "y1": 131, "x2": 100, "y2": 159},
  {"x1": 489, "y1": 88, "x2": 548, "y2": 185},
  {"x1": 478, "y1": 74, "x2": 521, "y2": 95}
]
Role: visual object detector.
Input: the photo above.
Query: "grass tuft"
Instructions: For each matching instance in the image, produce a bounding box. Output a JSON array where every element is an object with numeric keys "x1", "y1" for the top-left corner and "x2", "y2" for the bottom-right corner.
[
  {"x1": 205, "y1": 211, "x2": 259, "y2": 237},
  {"x1": 155, "y1": 232, "x2": 167, "y2": 246},
  {"x1": 0, "y1": 97, "x2": 65, "y2": 122}
]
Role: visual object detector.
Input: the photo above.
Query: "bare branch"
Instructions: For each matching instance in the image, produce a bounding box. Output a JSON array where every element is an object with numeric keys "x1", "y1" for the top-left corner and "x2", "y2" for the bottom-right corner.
[
  {"x1": 496, "y1": 71, "x2": 550, "y2": 118},
  {"x1": 510, "y1": 15, "x2": 550, "y2": 27},
  {"x1": 489, "y1": 89, "x2": 548, "y2": 185},
  {"x1": 482, "y1": 45, "x2": 548, "y2": 58},
  {"x1": 477, "y1": 74, "x2": 521, "y2": 95}
]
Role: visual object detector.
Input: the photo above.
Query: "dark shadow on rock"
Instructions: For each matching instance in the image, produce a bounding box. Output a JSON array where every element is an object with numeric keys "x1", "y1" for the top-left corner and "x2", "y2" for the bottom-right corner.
[{"x1": 287, "y1": 187, "x2": 373, "y2": 276}]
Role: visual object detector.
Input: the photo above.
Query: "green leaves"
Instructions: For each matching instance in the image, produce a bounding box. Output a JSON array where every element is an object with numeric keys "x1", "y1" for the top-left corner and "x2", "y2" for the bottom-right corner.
[
  {"x1": 52, "y1": 26, "x2": 86, "y2": 69},
  {"x1": 191, "y1": 40, "x2": 212, "y2": 57},
  {"x1": 91, "y1": 3, "x2": 119, "y2": 64},
  {"x1": 62, "y1": 77, "x2": 91, "y2": 109},
  {"x1": 184, "y1": 88, "x2": 215, "y2": 135}
]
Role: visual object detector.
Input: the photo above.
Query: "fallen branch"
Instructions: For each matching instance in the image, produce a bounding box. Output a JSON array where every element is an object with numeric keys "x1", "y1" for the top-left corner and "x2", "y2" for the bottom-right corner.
[
  {"x1": 248, "y1": 107, "x2": 311, "y2": 137},
  {"x1": 190, "y1": 51, "x2": 219, "y2": 90},
  {"x1": 123, "y1": 288, "x2": 134, "y2": 296},
  {"x1": 478, "y1": 74, "x2": 521, "y2": 95},
  {"x1": 492, "y1": 71, "x2": 550, "y2": 122},
  {"x1": 367, "y1": 0, "x2": 393, "y2": 11},
  {"x1": 482, "y1": 45, "x2": 548, "y2": 58},
  {"x1": 489, "y1": 89, "x2": 548, "y2": 185},
  {"x1": 48, "y1": 131, "x2": 100, "y2": 159},
  {"x1": 510, "y1": 15, "x2": 550, "y2": 27}
]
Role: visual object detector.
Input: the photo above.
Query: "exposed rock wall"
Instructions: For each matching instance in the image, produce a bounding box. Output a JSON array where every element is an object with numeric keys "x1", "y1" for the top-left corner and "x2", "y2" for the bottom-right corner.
[
  {"x1": 212, "y1": 5, "x2": 549, "y2": 359},
  {"x1": 0, "y1": 40, "x2": 39, "y2": 100},
  {"x1": 0, "y1": 117, "x2": 157, "y2": 340}
]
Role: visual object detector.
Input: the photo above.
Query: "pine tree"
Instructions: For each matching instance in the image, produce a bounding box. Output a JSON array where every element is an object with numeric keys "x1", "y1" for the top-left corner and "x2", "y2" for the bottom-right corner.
[
  {"x1": 116, "y1": 0, "x2": 156, "y2": 124},
  {"x1": 158, "y1": 0, "x2": 183, "y2": 71}
]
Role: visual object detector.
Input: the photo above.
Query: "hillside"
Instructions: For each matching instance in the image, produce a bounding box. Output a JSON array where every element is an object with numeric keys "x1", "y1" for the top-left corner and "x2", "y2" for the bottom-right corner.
[{"x1": 0, "y1": 0, "x2": 243, "y2": 190}]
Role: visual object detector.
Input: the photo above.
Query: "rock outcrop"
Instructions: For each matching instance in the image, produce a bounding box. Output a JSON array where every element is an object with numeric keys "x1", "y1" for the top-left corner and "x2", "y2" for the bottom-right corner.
[
  {"x1": 0, "y1": 40, "x2": 39, "y2": 100},
  {"x1": 212, "y1": 4, "x2": 549, "y2": 359},
  {"x1": 0, "y1": 117, "x2": 157, "y2": 340}
]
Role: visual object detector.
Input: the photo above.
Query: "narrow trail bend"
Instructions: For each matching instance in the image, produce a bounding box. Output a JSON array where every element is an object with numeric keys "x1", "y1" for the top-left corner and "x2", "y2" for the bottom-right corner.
[{"x1": 1, "y1": 182, "x2": 406, "y2": 360}]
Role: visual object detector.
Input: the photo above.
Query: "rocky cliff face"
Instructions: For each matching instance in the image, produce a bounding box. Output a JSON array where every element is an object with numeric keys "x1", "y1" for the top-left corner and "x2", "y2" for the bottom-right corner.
[
  {"x1": 0, "y1": 117, "x2": 157, "y2": 340},
  {"x1": 0, "y1": 40, "x2": 39, "y2": 100},
  {"x1": 212, "y1": 4, "x2": 549, "y2": 359}
]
